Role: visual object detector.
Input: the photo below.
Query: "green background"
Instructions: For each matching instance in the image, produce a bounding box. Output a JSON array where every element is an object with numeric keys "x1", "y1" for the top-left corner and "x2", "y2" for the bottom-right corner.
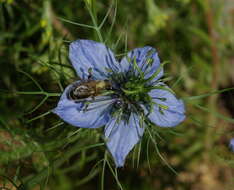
[{"x1": 0, "y1": 0, "x2": 234, "y2": 189}]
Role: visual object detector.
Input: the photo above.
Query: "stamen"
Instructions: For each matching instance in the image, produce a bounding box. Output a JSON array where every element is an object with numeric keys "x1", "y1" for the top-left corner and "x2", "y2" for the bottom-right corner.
[
  {"x1": 141, "y1": 57, "x2": 154, "y2": 73},
  {"x1": 146, "y1": 49, "x2": 155, "y2": 58},
  {"x1": 132, "y1": 56, "x2": 144, "y2": 78},
  {"x1": 105, "y1": 67, "x2": 113, "y2": 73},
  {"x1": 151, "y1": 85, "x2": 175, "y2": 95},
  {"x1": 145, "y1": 61, "x2": 169, "y2": 82},
  {"x1": 158, "y1": 104, "x2": 168, "y2": 110},
  {"x1": 83, "y1": 99, "x2": 116, "y2": 112},
  {"x1": 121, "y1": 88, "x2": 141, "y2": 95},
  {"x1": 153, "y1": 97, "x2": 167, "y2": 101}
]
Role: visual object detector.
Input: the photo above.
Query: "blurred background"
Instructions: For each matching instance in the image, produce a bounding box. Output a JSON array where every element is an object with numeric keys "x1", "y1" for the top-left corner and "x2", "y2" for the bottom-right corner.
[{"x1": 0, "y1": 0, "x2": 234, "y2": 189}]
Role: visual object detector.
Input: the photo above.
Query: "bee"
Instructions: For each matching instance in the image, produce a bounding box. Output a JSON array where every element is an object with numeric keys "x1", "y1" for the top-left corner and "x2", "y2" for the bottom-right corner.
[{"x1": 68, "y1": 80, "x2": 112, "y2": 100}]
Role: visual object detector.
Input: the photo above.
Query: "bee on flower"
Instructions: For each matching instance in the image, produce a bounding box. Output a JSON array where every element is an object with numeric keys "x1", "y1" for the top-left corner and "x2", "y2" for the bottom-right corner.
[{"x1": 53, "y1": 39, "x2": 186, "y2": 167}]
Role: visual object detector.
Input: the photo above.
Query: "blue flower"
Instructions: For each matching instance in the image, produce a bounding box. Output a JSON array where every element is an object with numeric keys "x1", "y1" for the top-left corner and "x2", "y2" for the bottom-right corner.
[
  {"x1": 53, "y1": 39, "x2": 186, "y2": 167},
  {"x1": 229, "y1": 138, "x2": 234, "y2": 152}
]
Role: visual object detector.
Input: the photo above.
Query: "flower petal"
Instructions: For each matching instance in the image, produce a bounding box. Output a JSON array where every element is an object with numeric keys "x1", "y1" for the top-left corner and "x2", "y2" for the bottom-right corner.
[
  {"x1": 69, "y1": 39, "x2": 120, "y2": 80},
  {"x1": 229, "y1": 138, "x2": 234, "y2": 152},
  {"x1": 104, "y1": 113, "x2": 145, "y2": 167},
  {"x1": 148, "y1": 84, "x2": 185, "y2": 127},
  {"x1": 120, "y1": 46, "x2": 163, "y2": 81},
  {"x1": 53, "y1": 81, "x2": 114, "y2": 128}
]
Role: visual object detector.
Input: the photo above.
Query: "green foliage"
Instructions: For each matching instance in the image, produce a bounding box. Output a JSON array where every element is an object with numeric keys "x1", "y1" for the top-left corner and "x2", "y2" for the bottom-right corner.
[{"x1": 0, "y1": 0, "x2": 234, "y2": 189}]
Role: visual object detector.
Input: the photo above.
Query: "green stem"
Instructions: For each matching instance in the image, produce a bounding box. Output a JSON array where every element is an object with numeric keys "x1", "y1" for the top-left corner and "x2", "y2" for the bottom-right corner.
[
  {"x1": 14, "y1": 91, "x2": 61, "y2": 97},
  {"x1": 86, "y1": 2, "x2": 104, "y2": 42},
  {"x1": 19, "y1": 143, "x2": 104, "y2": 190}
]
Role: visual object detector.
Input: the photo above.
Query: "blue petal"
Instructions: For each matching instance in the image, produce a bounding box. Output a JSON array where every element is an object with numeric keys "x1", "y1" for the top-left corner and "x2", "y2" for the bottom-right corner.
[
  {"x1": 104, "y1": 113, "x2": 145, "y2": 167},
  {"x1": 69, "y1": 40, "x2": 120, "y2": 80},
  {"x1": 148, "y1": 84, "x2": 185, "y2": 127},
  {"x1": 120, "y1": 46, "x2": 163, "y2": 81},
  {"x1": 53, "y1": 81, "x2": 114, "y2": 128},
  {"x1": 229, "y1": 138, "x2": 234, "y2": 152}
]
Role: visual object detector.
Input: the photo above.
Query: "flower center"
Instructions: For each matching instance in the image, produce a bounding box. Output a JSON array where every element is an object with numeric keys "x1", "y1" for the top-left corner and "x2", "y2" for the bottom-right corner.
[
  {"x1": 108, "y1": 56, "x2": 168, "y2": 121},
  {"x1": 109, "y1": 72, "x2": 153, "y2": 120},
  {"x1": 121, "y1": 77, "x2": 151, "y2": 103}
]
